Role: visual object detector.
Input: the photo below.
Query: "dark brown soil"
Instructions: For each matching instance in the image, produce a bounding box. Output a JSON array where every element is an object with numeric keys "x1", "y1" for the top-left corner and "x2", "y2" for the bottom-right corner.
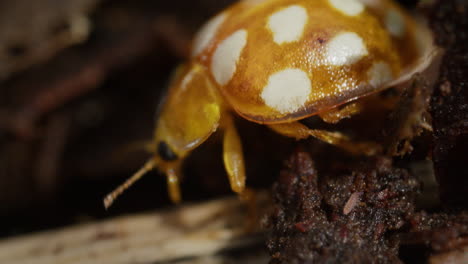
[
  {"x1": 266, "y1": 149, "x2": 467, "y2": 263},
  {"x1": 429, "y1": 0, "x2": 468, "y2": 207},
  {"x1": 267, "y1": 152, "x2": 414, "y2": 263}
]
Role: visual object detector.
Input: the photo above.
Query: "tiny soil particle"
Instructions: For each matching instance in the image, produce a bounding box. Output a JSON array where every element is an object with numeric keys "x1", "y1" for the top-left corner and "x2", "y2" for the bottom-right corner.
[{"x1": 343, "y1": 192, "x2": 362, "y2": 215}]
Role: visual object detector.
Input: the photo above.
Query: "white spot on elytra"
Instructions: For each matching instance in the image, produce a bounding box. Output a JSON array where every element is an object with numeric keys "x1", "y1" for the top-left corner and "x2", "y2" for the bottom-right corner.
[
  {"x1": 211, "y1": 29, "x2": 248, "y2": 85},
  {"x1": 325, "y1": 32, "x2": 368, "y2": 66},
  {"x1": 267, "y1": 5, "x2": 308, "y2": 44},
  {"x1": 261, "y1": 68, "x2": 312, "y2": 113},
  {"x1": 385, "y1": 9, "x2": 405, "y2": 37},
  {"x1": 328, "y1": 0, "x2": 364, "y2": 16},
  {"x1": 192, "y1": 13, "x2": 227, "y2": 57},
  {"x1": 367, "y1": 62, "x2": 393, "y2": 87}
]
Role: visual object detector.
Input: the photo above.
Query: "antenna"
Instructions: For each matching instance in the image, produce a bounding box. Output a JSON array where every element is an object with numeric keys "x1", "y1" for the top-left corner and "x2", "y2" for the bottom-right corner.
[{"x1": 103, "y1": 158, "x2": 157, "y2": 209}]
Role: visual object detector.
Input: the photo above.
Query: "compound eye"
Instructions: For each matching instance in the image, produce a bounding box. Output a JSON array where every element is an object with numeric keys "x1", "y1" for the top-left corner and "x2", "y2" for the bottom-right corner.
[{"x1": 157, "y1": 141, "x2": 178, "y2": 161}]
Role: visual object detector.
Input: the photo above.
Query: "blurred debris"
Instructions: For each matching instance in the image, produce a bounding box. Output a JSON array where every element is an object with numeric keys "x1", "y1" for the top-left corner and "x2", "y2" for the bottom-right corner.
[
  {"x1": 0, "y1": 0, "x2": 100, "y2": 80},
  {"x1": 34, "y1": 111, "x2": 71, "y2": 201},
  {"x1": 0, "y1": 15, "x2": 190, "y2": 139}
]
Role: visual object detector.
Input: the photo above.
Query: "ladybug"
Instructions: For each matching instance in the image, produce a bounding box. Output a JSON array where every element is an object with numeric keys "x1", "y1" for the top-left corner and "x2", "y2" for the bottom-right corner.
[{"x1": 104, "y1": 0, "x2": 435, "y2": 208}]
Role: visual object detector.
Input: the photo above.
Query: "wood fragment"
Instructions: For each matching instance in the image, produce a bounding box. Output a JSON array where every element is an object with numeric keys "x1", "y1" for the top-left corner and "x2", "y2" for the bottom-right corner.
[
  {"x1": 429, "y1": 245, "x2": 468, "y2": 264},
  {"x1": 0, "y1": 195, "x2": 269, "y2": 264}
]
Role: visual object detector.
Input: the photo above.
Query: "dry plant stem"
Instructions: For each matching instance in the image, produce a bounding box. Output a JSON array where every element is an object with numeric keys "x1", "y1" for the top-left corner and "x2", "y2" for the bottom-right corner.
[
  {"x1": 0, "y1": 195, "x2": 268, "y2": 264},
  {"x1": 429, "y1": 245, "x2": 468, "y2": 264}
]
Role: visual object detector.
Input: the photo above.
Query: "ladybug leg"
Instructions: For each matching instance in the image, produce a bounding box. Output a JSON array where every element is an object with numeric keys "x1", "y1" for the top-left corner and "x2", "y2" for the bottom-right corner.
[
  {"x1": 268, "y1": 122, "x2": 381, "y2": 156},
  {"x1": 163, "y1": 161, "x2": 183, "y2": 203},
  {"x1": 318, "y1": 102, "x2": 362, "y2": 124},
  {"x1": 222, "y1": 114, "x2": 247, "y2": 194},
  {"x1": 221, "y1": 116, "x2": 259, "y2": 230}
]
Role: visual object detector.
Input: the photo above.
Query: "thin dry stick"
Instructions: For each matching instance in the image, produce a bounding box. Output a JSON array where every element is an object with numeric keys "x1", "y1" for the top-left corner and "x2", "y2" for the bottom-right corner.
[{"x1": 0, "y1": 195, "x2": 269, "y2": 264}]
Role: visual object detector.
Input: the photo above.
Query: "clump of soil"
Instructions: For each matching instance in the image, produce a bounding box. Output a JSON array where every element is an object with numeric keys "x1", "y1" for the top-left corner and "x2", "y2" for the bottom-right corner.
[{"x1": 267, "y1": 151, "x2": 418, "y2": 263}]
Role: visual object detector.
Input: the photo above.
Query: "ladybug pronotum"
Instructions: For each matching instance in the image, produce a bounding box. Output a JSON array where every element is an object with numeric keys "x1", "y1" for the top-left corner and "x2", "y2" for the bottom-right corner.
[{"x1": 104, "y1": 0, "x2": 434, "y2": 207}]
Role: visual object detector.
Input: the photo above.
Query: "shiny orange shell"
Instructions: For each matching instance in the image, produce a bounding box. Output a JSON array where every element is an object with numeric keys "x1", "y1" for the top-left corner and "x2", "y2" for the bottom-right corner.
[{"x1": 190, "y1": 0, "x2": 423, "y2": 123}]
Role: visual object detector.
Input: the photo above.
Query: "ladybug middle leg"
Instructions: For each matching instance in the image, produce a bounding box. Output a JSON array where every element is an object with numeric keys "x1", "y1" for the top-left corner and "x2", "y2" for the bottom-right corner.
[
  {"x1": 318, "y1": 102, "x2": 362, "y2": 124},
  {"x1": 268, "y1": 122, "x2": 381, "y2": 156}
]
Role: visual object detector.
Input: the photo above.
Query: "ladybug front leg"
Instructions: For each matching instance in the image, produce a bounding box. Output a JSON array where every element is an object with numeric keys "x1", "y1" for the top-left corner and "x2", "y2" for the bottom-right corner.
[
  {"x1": 268, "y1": 122, "x2": 381, "y2": 156},
  {"x1": 161, "y1": 161, "x2": 183, "y2": 204},
  {"x1": 222, "y1": 114, "x2": 247, "y2": 195},
  {"x1": 221, "y1": 114, "x2": 259, "y2": 230}
]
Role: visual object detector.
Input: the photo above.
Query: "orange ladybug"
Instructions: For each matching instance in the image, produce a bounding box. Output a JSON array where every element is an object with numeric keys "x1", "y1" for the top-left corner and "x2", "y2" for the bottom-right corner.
[{"x1": 104, "y1": 0, "x2": 434, "y2": 207}]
